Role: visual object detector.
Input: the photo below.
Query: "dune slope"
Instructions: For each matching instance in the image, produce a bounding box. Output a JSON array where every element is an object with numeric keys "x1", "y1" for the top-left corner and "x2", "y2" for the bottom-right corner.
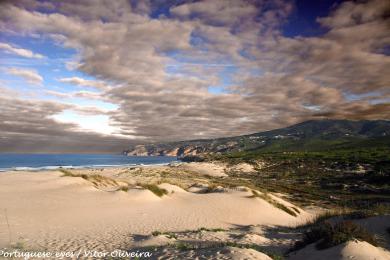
[{"x1": 0, "y1": 170, "x2": 309, "y2": 252}]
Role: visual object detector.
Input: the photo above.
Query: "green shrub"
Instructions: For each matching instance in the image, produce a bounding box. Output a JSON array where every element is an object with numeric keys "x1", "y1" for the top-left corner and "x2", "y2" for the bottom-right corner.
[
  {"x1": 176, "y1": 242, "x2": 191, "y2": 251},
  {"x1": 165, "y1": 233, "x2": 177, "y2": 239},
  {"x1": 152, "y1": 231, "x2": 161, "y2": 236},
  {"x1": 141, "y1": 184, "x2": 168, "y2": 197},
  {"x1": 59, "y1": 169, "x2": 74, "y2": 176},
  {"x1": 344, "y1": 210, "x2": 376, "y2": 220},
  {"x1": 119, "y1": 186, "x2": 129, "y2": 192},
  {"x1": 292, "y1": 221, "x2": 378, "y2": 251},
  {"x1": 295, "y1": 210, "x2": 344, "y2": 229},
  {"x1": 60, "y1": 170, "x2": 119, "y2": 188},
  {"x1": 196, "y1": 227, "x2": 226, "y2": 233},
  {"x1": 151, "y1": 230, "x2": 177, "y2": 239}
]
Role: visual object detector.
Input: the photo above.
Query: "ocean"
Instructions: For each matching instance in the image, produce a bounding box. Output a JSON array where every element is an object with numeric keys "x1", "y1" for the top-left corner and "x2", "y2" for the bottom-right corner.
[{"x1": 0, "y1": 154, "x2": 178, "y2": 171}]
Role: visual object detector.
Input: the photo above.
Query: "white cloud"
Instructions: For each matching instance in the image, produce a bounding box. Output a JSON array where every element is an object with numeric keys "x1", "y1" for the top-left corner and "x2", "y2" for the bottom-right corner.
[
  {"x1": 58, "y1": 77, "x2": 109, "y2": 90},
  {"x1": 6, "y1": 67, "x2": 43, "y2": 85},
  {"x1": 51, "y1": 109, "x2": 121, "y2": 136},
  {"x1": 0, "y1": 0, "x2": 388, "y2": 149},
  {"x1": 0, "y1": 42, "x2": 45, "y2": 59}
]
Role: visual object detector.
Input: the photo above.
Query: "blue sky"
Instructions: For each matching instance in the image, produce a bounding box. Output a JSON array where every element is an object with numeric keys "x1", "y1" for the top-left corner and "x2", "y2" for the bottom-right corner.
[
  {"x1": 283, "y1": 0, "x2": 344, "y2": 37},
  {"x1": 0, "y1": 0, "x2": 339, "y2": 99},
  {"x1": 1, "y1": 32, "x2": 119, "y2": 135}
]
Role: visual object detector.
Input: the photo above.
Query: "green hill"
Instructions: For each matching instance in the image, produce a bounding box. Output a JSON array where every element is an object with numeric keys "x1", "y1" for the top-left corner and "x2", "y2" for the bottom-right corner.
[{"x1": 124, "y1": 120, "x2": 390, "y2": 160}]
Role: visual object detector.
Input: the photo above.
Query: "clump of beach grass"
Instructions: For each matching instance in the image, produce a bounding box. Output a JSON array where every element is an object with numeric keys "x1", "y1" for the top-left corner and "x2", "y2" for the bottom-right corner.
[
  {"x1": 139, "y1": 183, "x2": 168, "y2": 197},
  {"x1": 152, "y1": 231, "x2": 161, "y2": 236},
  {"x1": 291, "y1": 221, "x2": 379, "y2": 251},
  {"x1": 295, "y1": 210, "x2": 344, "y2": 230},
  {"x1": 60, "y1": 169, "x2": 119, "y2": 187},
  {"x1": 119, "y1": 186, "x2": 129, "y2": 192},
  {"x1": 250, "y1": 190, "x2": 297, "y2": 217},
  {"x1": 59, "y1": 168, "x2": 75, "y2": 177},
  {"x1": 175, "y1": 241, "x2": 191, "y2": 251},
  {"x1": 11, "y1": 241, "x2": 25, "y2": 250},
  {"x1": 151, "y1": 231, "x2": 177, "y2": 239},
  {"x1": 195, "y1": 227, "x2": 226, "y2": 233}
]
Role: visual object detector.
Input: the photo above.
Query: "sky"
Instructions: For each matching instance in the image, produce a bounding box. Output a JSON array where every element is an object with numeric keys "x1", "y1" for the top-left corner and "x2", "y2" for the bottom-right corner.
[{"x1": 0, "y1": 0, "x2": 389, "y2": 153}]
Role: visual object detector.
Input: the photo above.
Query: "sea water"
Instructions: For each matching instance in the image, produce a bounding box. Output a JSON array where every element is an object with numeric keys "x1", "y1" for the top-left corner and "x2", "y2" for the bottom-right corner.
[{"x1": 0, "y1": 154, "x2": 177, "y2": 171}]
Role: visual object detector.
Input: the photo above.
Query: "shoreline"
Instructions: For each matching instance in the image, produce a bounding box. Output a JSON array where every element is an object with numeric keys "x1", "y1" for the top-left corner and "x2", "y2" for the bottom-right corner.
[
  {"x1": 0, "y1": 154, "x2": 179, "y2": 172},
  {"x1": 0, "y1": 163, "x2": 179, "y2": 172}
]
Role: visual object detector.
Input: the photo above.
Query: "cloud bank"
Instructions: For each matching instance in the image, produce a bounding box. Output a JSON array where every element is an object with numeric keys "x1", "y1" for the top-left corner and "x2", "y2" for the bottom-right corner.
[{"x1": 0, "y1": 0, "x2": 389, "y2": 152}]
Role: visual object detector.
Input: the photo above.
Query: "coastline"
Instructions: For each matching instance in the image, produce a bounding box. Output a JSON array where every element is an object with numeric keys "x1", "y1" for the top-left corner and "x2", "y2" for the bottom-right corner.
[
  {"x1": 0, "y1": 154, "x2": 178, "y2": 172},
  {"x1": 0, "y1": 162, "x2": 177, "y2": 172}
]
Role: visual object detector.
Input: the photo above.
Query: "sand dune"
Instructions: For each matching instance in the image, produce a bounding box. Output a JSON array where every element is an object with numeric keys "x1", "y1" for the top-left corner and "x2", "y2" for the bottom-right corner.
[
  {"x1": 0, "y1": 169, "x2": 309, "y2": 254},
  {"x1": 1, "y1": 166, "x2": 388, "y2": 259},
  {"x1": 288, "y1": 240, "x2": 390, "y2": 260},
  {"x1": 176, "y1": 162, "x2": 228, "y2": 177}
]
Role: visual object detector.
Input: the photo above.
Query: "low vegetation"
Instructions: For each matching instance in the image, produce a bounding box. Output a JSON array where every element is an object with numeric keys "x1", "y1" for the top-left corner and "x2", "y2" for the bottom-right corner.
[
  {"x1": 250, "y1": 190, "x2": 297, "y2": 217},
  {"x1": 119, "y1": 186, "x2": 129, "y2": 192},
  {"x1": 209, "y1": 149, "x2": 390, "y2": 212},
  {"x1": 152, "y1": 231, "x2": 177, "y2": 239},
  {"x1": 292, "y1": 221, "x2": 379, "y2": 251},
  {"x1": 171, "y1": 240, "x2": 284, "y2": 260},
  {"x1": 59, "y1": 169, "x2": 119, "y2": 187},
  {"x1": 195, "y1": 227, "x2": 226, "y2": 233},
  {"x1": 295, "y1": 210, "x2": 345, "y2": 230},
  {"x1": 289, "y1": 208, "x2": 386, "y2": 253},
  {"x1": 140, "y1": 183, "x2": 168, "y2": 197},
  {"x1": 61, "y1": 169, "x2": 173, "y2": 197},
  {"x1": 59, "y1": 168, "x2": 75, "y2": 177}
]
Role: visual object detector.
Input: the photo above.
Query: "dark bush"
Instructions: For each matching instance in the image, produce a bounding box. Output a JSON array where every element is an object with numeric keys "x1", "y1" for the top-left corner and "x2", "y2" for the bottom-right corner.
[{"x1": 292, "y1": 221, "x2": 378, "y2": 251}]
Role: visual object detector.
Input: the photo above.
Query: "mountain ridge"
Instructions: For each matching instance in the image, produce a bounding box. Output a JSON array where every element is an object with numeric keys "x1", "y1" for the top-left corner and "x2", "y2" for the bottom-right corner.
[{"x1": 124, "y1": 119, "x2": 390, "y2": 157}]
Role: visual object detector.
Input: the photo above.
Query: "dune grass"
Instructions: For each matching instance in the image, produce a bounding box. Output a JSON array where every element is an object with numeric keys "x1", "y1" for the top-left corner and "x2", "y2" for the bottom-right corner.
[
  {"x1": 140, "y1": 183, "x2": 168, "y2": 197},
  {"x1": 59, "y1": 169, "x2": 119, "y2": 187},
  {"x1": 295, "y1": 210, "x2": 345, "y2": 230},
  {"x1": 292, "y1": 220, "x2": 379, "y2": 251},
  {"x1": 119, "y1": 186, "x2": 129, "y2": 192},
  {"x1": 151, "y1": 231, "x2": 177, "y2": 239},
  {"x1": 290, "y1": 210, "x2": 381, "y2": 252},
  {"x1": 296, "y1": 207, "x2": 386, "y2": 232},
  {"x1": 61, "y1": 169, "x2": 172, "y2": 196},
  {"x1": 59, "y1": 168, "x2": 74, "y2": 177},
  {"x1": 250, "y1": 190, "x2": 297, "y2": 217},
  {"x1": 196, "y1": 227, "x2": 226, "y2": 233}
]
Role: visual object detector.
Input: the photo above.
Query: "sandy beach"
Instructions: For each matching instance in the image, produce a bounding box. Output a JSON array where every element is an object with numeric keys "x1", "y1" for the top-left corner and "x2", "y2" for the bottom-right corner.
[{"x1": 0, "y1": 162, "x2": 389, "y2": 259}]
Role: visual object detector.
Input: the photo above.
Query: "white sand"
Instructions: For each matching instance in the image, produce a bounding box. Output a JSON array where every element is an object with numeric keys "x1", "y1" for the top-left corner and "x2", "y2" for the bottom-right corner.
[
  {"x1": 287, "y1": 215, "x2": 390, "y2": 260},
  {"x1": 227, "y1": 163, "x2": 256, "y2": 174},
  {"x1": 0, "y1": 170, "x2": 309, "y2": 252},
  {"x1": 288, "y1": 240, "x2": 390, "y2": 260},
  {"x1": 2, "y1": 166, "x2": 388, "y2": 259},
  {"x1": 177, "y1": 162, "x2": 228, "y2": 177},
  {"x1": 151, "y1": 246, "x2": 274, "y2": 259}
]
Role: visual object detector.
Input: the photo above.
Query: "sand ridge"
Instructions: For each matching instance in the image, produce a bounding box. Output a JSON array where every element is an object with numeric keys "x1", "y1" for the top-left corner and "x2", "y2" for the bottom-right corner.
[{"x1": 0, "y1": 168, "x2": 308, "y2": 253}]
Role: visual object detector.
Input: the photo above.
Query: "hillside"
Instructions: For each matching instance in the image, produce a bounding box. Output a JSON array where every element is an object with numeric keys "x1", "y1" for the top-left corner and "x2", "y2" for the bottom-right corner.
[{"x1": 124, "y1": 119, "x2": 390, "y2": 157}]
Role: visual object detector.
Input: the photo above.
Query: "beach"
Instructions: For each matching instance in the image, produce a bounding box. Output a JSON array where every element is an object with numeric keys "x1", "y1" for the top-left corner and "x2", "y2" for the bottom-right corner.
[{"x1": 1, "y1": 162, "x2": 389, "y2": 259}]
